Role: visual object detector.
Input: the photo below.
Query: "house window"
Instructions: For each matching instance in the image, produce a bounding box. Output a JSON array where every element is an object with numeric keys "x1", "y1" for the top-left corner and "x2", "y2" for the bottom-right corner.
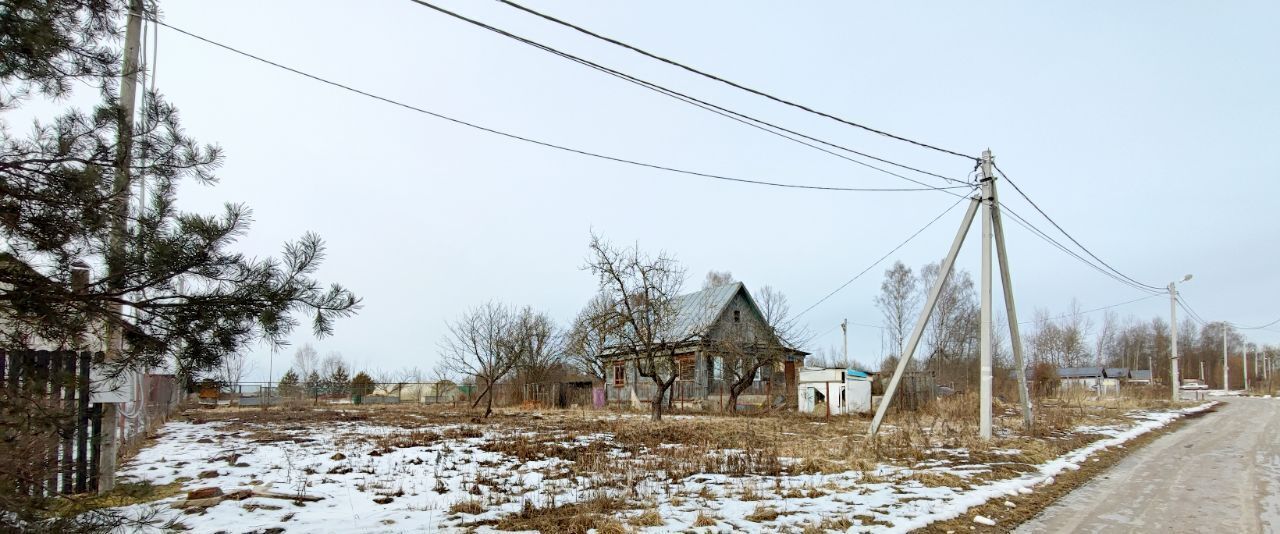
[
  {"x1": 733, "y1": 309, "x2": 741, "y2": 323},
  {"x1": 613, "y1": 362, "x2": 626, "y2": 387},
  {"x1": 677, "y1": 356, "x2": 695, "y2": 381}
]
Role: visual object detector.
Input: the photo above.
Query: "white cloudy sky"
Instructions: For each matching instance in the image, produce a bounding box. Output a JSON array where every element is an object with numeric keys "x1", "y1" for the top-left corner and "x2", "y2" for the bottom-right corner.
[{"x1": 54, "y1": 1, "x2": 1280, "y2": 377}]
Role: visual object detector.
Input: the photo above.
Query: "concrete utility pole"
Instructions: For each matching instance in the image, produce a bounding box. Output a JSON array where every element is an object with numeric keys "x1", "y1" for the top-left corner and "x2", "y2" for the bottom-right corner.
[
  {"x1": 1223, "y1": 325, "x2": 1229, "y2": 393},
  {"x1": 869, "y1": 149, "x2": 1032, "y2": 438},
  {"x1": 841, "y1": 319, "x2": 848, "y2": 366},
  {"x1": 1244, "y1": 343, "x2": 1250, "y2": 393},
  {"x1": 99, "y1": 0, "x2": 144, "y2": 494},
  {"x1": 991, "y1": 173, "x2": 1033, "y2": 431},
  {"x1": 1168, "y1": 277, "x2": 1189, "y2": 401},
  {"x1": 979, "y1": 151, "x2": 994, "y2": 440},
  {"x1": 1200, "y1": 361, "x2": 1205, "y2": 381}
]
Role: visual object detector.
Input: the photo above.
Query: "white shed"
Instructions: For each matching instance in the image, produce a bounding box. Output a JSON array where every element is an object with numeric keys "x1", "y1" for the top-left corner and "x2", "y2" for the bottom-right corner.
[{"x1": 797, "y1": 368, "x2": 873, "y2": 415}]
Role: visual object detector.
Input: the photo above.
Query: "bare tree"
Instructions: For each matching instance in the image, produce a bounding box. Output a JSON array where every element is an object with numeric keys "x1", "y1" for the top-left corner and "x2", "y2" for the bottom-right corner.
[
  {"x1": 439, "y1": 302, "x2": 534, "y2": 417},
  {"x1": 585, "y1": 233, "x2": 687, "y2": 421},
  {"x1": 702, "y1": 270, "x2": 735, "y2": 289},
  {"x1": 512, "y1": 309, "x2": 563, "y2": 384},
  {"x1": 565, "y1": 293, "x2": 616, "y2": 384},
  {"x1": 919, "y1": 262, "x2": 980, "y2": 386},
  {"x1": 292, "y1": 343, "x2": 320, "y2": 379},
  {"x1": 713, "y1": 285, "x2": 809, "y2": 413},
  {"x1": 806, "y1": 345, "x2": 845, "y2": 369},
  {"x1": 216, "y1": 352, "x2": 255, "y2": 387},
  {"x1": 319, "y1": 351, "x2": 346, "y2": 378},
  {"x1": 1028, "y1": 301, "x2": 1093, "y2": 368},
  {"x1": 875, "y1": 261, "x2": 919, "y2": 362},
  {"x1": 430, "y1": 361, "x2": 455, "y2": 402}
]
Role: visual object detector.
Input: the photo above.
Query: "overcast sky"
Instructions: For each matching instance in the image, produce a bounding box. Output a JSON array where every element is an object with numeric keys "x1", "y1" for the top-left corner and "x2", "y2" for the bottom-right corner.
[{"x1": 80, "y1": 1, "x2": 1278, "y2": 378}]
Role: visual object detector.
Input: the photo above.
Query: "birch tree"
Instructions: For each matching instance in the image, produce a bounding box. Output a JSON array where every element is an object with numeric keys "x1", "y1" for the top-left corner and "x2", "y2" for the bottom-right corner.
[{"x1": 875, "y1": 261, "x2": 919, "y2": 361}]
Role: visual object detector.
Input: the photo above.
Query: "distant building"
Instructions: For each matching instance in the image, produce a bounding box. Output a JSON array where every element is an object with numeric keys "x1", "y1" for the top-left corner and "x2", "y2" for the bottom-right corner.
[
  {"x1": 1128, "y1": 369, "x2": 1153, "y2": 384},
  {"x1": 600, "y1": 282, "x2": 808, "y2": 410},
  {"x1": 1058, "y1": 367, "x2": 1130, "y2": 396}
]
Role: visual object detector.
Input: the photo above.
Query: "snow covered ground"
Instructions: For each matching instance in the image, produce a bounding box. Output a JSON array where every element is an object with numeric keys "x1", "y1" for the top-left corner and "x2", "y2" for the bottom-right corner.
[{"x1": 108, "y1": 402, "x2": 1216, "y2": 533}]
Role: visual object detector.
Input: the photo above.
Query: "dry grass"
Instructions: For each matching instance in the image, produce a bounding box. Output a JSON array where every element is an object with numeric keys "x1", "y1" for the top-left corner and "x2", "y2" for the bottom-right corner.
[
  {"x1": 180, "y1": 393, "x2": 1187, "y2": 531},
  {"x1": 693, "y1": 511, "x2": 718, "y2": 527},
  {"x1": 905, "y1": 470, "x2": 968, "y2": 489},
  {"x1": 448, "y1": 499, "x2": 484, "y2": 515},
  {"x1": 491, "y1": 494, "x2": 631, "y2": 534},
  {"x1": 47, "y1": 479, "x2": 188, "y2": 516},
  {"x1": 628, "y1": 508, "x2": 664, "y2": 527},
  {"x1": 745, "y1": 504, "x2": 779, "y2": 522}
]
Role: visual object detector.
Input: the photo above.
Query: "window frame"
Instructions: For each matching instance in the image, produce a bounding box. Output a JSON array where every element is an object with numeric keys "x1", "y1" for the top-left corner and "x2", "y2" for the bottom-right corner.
[{"x1": 613, "y1": 362, "x2": 626, "y2": 387}]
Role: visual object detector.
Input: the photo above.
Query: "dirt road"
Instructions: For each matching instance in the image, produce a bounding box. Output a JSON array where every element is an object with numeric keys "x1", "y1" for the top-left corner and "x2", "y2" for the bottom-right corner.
[{"x1": 1016, "y1": 396, "x2": 1280, "y2": 533}]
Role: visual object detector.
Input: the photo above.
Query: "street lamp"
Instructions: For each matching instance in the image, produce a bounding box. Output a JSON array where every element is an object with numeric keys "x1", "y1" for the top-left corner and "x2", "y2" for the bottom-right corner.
[{"x1": 1169, "y1": 274, "x2": 1192, "y2": 402}]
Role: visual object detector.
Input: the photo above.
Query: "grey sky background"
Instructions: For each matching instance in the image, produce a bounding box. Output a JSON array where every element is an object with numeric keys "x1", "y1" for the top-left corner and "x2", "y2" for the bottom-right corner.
[{"x1": 61, "y1": 1, "x2": 1280, "y2": 378}]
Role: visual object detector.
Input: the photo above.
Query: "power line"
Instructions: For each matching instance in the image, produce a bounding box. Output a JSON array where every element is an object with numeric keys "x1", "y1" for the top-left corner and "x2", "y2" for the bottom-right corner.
[
  {"x1": 152, "y1": 19, "x2": 969, "y2": 194},
  {"x1": 495, "y1": 0, "x2": 979, "y2": 162},
  {"x1": 1234, "y1": 317, "x2": 1280, "y2": 330},
  {"x1": 1176, "y1": 290, "x2": 1279, "y2": 331},
  {"x1": 1177, "y1": 299, "x2": 1210, "y2": 327},
  {"x1": 406, "y1": 0, "x2": 971, "y2": 190},
  {"x1": 794, "y1": 190, "x2": 976, "y2": 320},
  {"x1": 1174, "y1": 291, "x2": 1211, "y2": 326},
  {"x1": 437, "y1": 0, "x2": 1178, "y2": 294},
  {"x1": 999, "y1": 202, "x2": 1162, "y2": 295},
  {"x1": 994, "y1": 164, "x2": 1165, "y2": 293},
  {"x1": 815, "y1": 320, "x2": 885, "y2": 341},
  {"x1": 1017, "y1": 294, "x2": 1162, "y2": 325}
]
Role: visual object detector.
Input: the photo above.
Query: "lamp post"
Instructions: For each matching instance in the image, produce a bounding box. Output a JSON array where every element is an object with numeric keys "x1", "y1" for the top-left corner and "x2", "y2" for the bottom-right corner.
[{"x1": 1169, "y1": 275, "x2": 1192, "y2": 402}]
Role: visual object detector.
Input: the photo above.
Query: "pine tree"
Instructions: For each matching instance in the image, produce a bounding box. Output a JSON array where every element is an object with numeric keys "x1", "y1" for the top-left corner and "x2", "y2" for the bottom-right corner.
[
  {"x1": 0, "y1": 3, "x2": 358, "y2": 528},
  {"x1": 278, "y1": 369, "x2": 301, "y2": 397},
  {"x1": 0, "y1": 0, "x2": 360, "y2": 379},
  {"x1": 329, "y1": 365, "x2": 350, "y2": 396},
  {"x1": 305, "y1": 371, "x2": 322, "y2": 396},
  {"x1": 351, "y1": 372, "x2": 376, "y2": 397}
]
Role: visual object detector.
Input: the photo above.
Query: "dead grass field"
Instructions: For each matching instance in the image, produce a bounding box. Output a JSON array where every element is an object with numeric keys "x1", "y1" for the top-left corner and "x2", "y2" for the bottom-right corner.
[{"x1": 146, "y1": 390, "x2": 1194, "y2": 532}]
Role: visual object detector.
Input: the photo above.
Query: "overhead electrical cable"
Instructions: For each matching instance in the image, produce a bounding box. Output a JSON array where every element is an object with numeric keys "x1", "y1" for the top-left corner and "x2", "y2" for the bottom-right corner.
[
  {"x1": 1173, "y1": 291, "x2": 1211, "y2": 326},
  {"x1": 793, "y1": 190, "x2": 976, "y2": 320},
  {"x1": 1016, "y1": 294, "x2": 1162, "y2": 325},
  {"x1": 999, "y1": 203, "x2": 1161, "y2": 295},
  {"x1": 404, "y1": 0, "x2": 962, "y2": 190},
  {"x1": 1176, "y1": 292, "x2": 1280, "y2": 332},
  {"x1": 1234, "y1": 316, "x2": 1280, "y2": 330},
  {"x1": 994, "y1": 164, "x2": 1165, "y2": 293},
  {"x1": 494, "y1": 0, "x2": 979, "y2": 163},
  {"x1": 1177, "y1": 299, "x2": 1210, "y2": 327},
  {"x1": 151, "y1": 20, "x2": 967, "y2": 194}
]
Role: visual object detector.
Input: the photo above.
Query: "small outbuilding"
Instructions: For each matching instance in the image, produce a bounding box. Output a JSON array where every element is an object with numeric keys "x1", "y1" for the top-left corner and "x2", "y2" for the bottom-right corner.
[
  {"x1": 1058, "y1": 367, "x2": 1129, "y2": 396},
  {"x1": 1128, "y1": 369, "x2": 1153, "y2": 385},
  {"x1": 797, "y1": 368, "x2": 873, "y2": 415}
]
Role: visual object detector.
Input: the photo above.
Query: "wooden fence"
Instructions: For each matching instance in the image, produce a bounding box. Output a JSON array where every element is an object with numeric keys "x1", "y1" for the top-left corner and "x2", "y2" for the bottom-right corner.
[{"x1": 1, "y1": 349, "x2": 106, "y2": 496}]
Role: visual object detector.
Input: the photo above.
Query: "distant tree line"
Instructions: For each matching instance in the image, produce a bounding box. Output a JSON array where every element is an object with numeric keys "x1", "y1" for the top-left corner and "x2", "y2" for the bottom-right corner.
[
  {"x1": 872, "y1": 261, "x2": 1277, "y2": 392},
  {"x1": 274, "y1": 343, "x2": 372, "y2": 398}
]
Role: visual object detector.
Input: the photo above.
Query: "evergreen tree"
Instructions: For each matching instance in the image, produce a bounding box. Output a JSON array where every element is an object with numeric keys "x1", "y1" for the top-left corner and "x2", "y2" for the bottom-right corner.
[
  {"x1": 1, "y1": 3, "x2": 359, "y2": 528},
  {"x1": 305, "y1": 370, "x2": 322, "y2": 396},
  {"x1": 351, "y1": 371, "x2": 376, "y2": 397},
  {"x1": 0, "y1": 0, "x2": 360, "y2": 379},
  {"x1": 278, "y1": 369, "x2": 301, "y2": 397},
  {"x1": 329, "y1": 365, "x2": 350, "y2": 395}
]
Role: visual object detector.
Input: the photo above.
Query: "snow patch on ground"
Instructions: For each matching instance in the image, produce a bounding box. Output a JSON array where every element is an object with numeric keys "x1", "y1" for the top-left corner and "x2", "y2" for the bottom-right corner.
[{"x1": 105, "y1": 402, "x2": 1217, "y2": 533}]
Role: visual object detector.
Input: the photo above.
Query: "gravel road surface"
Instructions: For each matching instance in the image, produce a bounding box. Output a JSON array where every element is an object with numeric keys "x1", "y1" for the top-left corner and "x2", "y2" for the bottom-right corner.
[{"x1": 1016, "y1": 396, "x2": 1280, "y2": 533}]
